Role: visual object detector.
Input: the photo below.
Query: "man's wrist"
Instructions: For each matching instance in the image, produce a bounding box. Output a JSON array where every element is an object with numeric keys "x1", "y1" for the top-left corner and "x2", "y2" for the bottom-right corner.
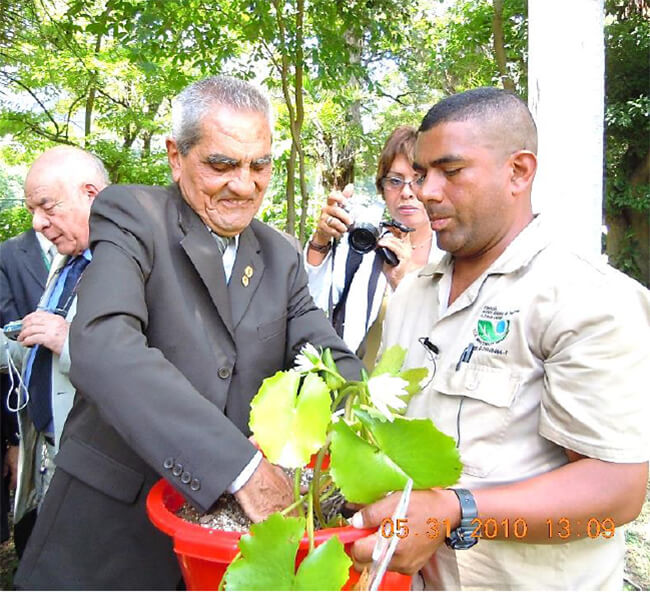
[
  {"x1": 227, "y1": 451, "x2": 263, "y2": 494},
  {"x1": 445, "y1": 488, "x2": 478, "y2": 550}
]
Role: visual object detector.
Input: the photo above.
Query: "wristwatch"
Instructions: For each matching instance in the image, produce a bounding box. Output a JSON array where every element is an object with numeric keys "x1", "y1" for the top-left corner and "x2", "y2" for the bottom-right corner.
[{"x1": 445, "y1": 488, "x2": 478, "y2": 550}]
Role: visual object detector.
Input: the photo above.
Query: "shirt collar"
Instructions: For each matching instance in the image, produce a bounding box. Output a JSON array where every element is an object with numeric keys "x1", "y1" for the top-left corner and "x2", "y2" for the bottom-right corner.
[
  {"x1": 207, "y1": 226, "x2": 240, "y2": 249},
  {"x1": 418, "y1": 214, "x2": 550, "y2": 280}
]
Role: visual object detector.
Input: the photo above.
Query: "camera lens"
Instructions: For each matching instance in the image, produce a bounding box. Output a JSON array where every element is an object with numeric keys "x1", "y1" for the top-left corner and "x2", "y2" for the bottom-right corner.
[{"x1": 349, "y1": 222, "x2": 380, "y2": 254}]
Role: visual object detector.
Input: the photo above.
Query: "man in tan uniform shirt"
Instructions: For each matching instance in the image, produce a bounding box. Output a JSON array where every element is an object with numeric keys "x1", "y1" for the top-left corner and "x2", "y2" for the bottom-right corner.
[{"x1": 350, "y1": 88, "x2": 649, "y2": 590}]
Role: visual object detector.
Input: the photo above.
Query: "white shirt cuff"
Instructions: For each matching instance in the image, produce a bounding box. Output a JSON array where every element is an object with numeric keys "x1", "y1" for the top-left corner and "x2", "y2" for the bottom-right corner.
[{"x1": 227, "y1": 450, "x2": 263, "y2": 494}]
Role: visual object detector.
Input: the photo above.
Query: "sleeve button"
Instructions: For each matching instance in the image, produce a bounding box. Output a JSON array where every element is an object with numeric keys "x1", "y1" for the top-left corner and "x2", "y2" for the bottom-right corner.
[
  {"x1": 181, "y1": 471, "x2": 191, "y2": 484},
  {"x1": 172, "y1": 463, "x2": 183, "y2": 477},
  {"x1": 190, "y1": 478, "x2": 201, "y2": 491},
  {"x1": 163, "y1": 457, "x2": 174, "y2": 470}
]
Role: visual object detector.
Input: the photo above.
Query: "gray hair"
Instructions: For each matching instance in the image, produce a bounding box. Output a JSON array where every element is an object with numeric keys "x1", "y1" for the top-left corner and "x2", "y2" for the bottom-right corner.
[{"x1": 171, "y1": 76, "x2": 274, "y2": 156}]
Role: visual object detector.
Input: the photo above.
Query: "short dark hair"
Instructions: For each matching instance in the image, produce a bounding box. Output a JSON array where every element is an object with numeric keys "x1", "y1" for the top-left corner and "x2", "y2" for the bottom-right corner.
[
  {"x1": 375, "y1": 125, "x2": 417, "y2": 194},
  {"x1": 419, "y1": 87, "x2": 538, "y2": 153}
]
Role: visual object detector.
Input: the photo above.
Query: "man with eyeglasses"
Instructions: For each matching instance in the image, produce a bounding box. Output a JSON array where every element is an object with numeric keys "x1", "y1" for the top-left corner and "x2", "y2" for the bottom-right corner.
[
  {"x1": 305, "y1": 125, "x2": 443, "y2": 367},
  {"x1": 0, "y1": 145, "x2": 109, "y2": 556}
]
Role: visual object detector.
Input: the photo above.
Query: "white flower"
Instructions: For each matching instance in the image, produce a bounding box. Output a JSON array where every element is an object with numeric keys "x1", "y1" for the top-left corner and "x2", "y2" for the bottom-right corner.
[
  {"x1": 294, "y1": 342, "x2": 323, "y2": 373},
  {"x1": 367, "y1": 374, "x2": 409, "y2": 422}
]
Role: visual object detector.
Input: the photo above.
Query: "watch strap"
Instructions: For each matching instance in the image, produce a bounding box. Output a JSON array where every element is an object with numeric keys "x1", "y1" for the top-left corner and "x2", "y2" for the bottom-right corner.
[{"x1": 445, "y1": 488, "x2": 479, "y2": 550}]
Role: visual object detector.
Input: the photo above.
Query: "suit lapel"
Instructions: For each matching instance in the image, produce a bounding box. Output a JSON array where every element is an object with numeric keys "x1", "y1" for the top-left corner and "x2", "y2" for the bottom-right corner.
[
  {"x1": 229, "y1": 225, "x2": 264, "y2": 330},
  {"x1": 177, "y1": 195, "x2": 235, "y2": 339},
  {"x1": 20, "y1": 230, "x2": 48, "y2": 290}
]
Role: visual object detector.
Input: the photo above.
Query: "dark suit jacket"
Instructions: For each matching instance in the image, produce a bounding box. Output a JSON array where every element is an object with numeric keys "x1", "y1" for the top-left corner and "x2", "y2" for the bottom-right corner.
[
  {"x1": 0, "y1": 229, "x2": 47, "y2": 541},
  {"x1": 15, "y1": 184, "x2": 363, "y2": 590},
  {"x1": 0, "y1": 228, "x2": 48, "y2": 325}
]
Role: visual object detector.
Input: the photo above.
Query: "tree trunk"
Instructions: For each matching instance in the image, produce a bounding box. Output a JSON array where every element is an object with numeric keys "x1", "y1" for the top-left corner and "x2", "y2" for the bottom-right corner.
[
  {"x1": 84, "y1": 9, "x2": 109, "y2": 141},
  {"x1": 334, "y1": 28, "x2": 363, "y2": 190},
  {"x1": 606, "y1": 149, "x2": 650, "y2": 286},
  {"x1": 492, "y1": 0, "x2": 515, "y2": 91},
  {"x1": 286, "y1": 143, "x2": 297, "y2": 236}
]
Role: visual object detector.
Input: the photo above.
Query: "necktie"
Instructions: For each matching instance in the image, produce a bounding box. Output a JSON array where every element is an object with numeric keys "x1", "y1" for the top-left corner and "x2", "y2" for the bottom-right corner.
[
  {"x1": 27, "y1": 256, "x2": 90, "y2": 432},
  {"x1": 213, "y1": 233, "x2": 231, "y2": 254}
]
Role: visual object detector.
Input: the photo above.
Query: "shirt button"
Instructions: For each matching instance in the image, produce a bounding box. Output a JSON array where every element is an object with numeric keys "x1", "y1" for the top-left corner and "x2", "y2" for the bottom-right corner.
[
  {"x1": 190, "y1": 478, "x2": 201, "y2": 491},
  {"x1": 218, "y1": 367, "x2": 231, "y2": 379},
  {"x1": 181, "y1": 471, "x2": 191, "y2": 484},
  {"x1": 163, "y1": 457, "x2": 174, "y2": 470},
  {"x1": 172, "y1": 463, "x2": 183, "y2": 477}
]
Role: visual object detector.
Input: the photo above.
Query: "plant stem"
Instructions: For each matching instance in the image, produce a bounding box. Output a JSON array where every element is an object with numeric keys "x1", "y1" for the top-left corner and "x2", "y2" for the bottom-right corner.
[
  {"x1": 344, "y1": 392, "x2": 354, "y2": 422},
  {"x1": 281, "y1": 494, "x2": 307, "y2": 516},
  {"x1": 293, "y1": 467, "x2": 304, "y2": 518},
  {"x1": 312, "y1": 442, "x2": 329, "y2": 528},
  {"x1": 318, "y1": 476, "x2": 333, "y2": 495},
  {"x1": 332, "y1": 382, "x2": 360, "y2": 410},
  {"x1": 306, "y1": 489, "x2": 315, "y2": 552}
]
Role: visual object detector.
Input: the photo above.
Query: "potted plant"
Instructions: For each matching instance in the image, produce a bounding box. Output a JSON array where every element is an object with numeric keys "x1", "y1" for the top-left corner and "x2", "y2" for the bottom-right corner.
[{"x1": 147, "y1": 344, "x2": 462, "y2": 590}]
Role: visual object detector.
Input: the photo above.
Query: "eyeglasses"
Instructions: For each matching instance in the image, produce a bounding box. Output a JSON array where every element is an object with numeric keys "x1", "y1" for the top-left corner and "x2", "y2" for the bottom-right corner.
[{"x1": 380, "y1": 176, "x2": 424, "y2": 192}]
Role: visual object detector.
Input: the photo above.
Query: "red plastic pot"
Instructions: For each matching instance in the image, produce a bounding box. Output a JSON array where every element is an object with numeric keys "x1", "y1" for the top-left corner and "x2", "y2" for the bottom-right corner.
[{"x1": 147, "y1": 479, "x2": 412, "y2": 591}]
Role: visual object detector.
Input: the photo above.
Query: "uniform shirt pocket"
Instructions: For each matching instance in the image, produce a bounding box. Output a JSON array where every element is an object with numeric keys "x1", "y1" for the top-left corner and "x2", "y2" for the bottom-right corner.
[{"x1": 432, "y1": 364, "x2": 521, "y2": 478}]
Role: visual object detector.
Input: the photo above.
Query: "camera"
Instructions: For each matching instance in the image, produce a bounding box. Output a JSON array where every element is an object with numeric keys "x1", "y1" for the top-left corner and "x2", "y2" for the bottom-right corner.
[
  {"x1": 344, "y1": 192, "x2": 414, "y2": 266},
  {"x1": 3, "y1": 320, "x2": 22, "y2": 341}
]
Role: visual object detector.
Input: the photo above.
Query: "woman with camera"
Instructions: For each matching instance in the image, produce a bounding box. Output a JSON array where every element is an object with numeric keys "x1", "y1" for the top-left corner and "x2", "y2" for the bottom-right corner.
[{"x1": 305, "y1": 125, "x2": 442, "y2": 367}]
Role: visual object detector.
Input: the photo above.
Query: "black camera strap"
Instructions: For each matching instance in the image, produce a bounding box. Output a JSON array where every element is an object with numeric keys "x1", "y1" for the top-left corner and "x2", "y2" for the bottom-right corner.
[
  {"x1": 356, "y1": 252, "x2": 384, "y2": 359},
  {"x1": 330, "y1": 242, "x2": 384, "y2": 356},
  {"x1": 330, "y1": 241, "x2": 362, "y2": 338}
]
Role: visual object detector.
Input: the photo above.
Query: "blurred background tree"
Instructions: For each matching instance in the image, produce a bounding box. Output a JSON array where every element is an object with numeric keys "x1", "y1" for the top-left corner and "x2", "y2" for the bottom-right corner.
[{"x1": 0, "y1": 0, "x2": 647, "y2": 284}]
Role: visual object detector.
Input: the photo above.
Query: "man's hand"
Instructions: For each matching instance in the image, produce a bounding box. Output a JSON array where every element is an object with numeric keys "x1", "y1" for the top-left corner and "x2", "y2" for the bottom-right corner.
[
  {"x1": 350, "y1": 489, "x2": 460, "y2": 575},
  {"x1": 3, "y1": 445, "x2": 19, "y2": 490},
  {"x1": 234, "y1": 457, "x2": 294, "y2": 523},
  {"x1": 17, "y1": 310, "x2": 69, "y2": 355}
]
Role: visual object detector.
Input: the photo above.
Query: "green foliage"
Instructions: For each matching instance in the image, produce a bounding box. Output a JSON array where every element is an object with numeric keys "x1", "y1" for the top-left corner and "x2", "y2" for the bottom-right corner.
[
  {"x1": 603, "y1": 1, "x2": 649, "y2": 284},
  {"x1": 223, "y1": 513, "x2": 351, "y2": 591},
  {"x1": 249, "y1": 371, "x2": 332, "y2": 468},
  {"x1": 329, "y1": 412, "x2": 461, "y2": 503},
  {"x1": 0, "y1": 206, "x2": 32, "y2": 243},
  {"x1": 241, "y1": 343, "x2": 451, "y2": 588},
  {"x1": 249, "y1": 342, "x2": 458, "y2": 503}
]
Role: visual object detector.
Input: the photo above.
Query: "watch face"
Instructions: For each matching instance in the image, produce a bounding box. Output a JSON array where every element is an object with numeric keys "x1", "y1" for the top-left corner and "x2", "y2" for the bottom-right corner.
[{"x1": 445, "y1": 530, "x2": 478, "y2": 550}]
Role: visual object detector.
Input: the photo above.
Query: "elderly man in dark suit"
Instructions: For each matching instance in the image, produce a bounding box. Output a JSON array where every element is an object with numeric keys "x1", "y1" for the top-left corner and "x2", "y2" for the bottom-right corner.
[
  {"x1": 1, "y1": 147, "x2": 109, "y2": 563},
  {"x1": 0, "y1": 228, "x2": 50, "y2": 551},
  {"x1": 15, "y1": 76, "x2": 363, "y2": 590}
]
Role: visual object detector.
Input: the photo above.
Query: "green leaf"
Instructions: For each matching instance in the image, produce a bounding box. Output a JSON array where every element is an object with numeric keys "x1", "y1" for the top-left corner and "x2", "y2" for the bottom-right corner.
[
  {"x1": 294, "y1": 535, "x2": 352, "y2": 590},
  {"x1": 224, "y1": 513, "x2": 304, "y2": 590},
  {"x1": 329, "y1": 412, "x2": 462, "y2": 504},
  {"x1": 398, "y1": 367, "x2": 429, "y2": 397},
  {"x1": 249, "y1": 371, "x2": 331, "y2": 468},
  {"x1": 370, "y1": 345, "x2": 406, "y2": 378},
  {"x1": 357, "y1": 410, "x2": 462, "y2": 490},
  {"x1": 330, "y1": 420, "x2": 408, "y2": 503}
]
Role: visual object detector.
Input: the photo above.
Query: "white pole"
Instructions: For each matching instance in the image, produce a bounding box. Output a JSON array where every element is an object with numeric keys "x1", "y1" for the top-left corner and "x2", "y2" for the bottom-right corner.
[{"x1": 528, "y1": 0, "x2": 604, "y2": 257}]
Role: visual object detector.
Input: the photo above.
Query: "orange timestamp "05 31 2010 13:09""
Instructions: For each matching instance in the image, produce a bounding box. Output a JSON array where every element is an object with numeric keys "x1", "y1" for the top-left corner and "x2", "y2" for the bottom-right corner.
[{"x1": 379, "y1": 517, "x2": 616, "y2": 540}]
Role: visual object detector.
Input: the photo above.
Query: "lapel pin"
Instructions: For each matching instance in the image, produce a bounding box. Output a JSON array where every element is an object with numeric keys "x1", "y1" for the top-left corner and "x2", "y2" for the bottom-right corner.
[
  {"x1": 242, "y1": 275, "x2": 250, "y2": 287},
  {"x1": 244, "y1": 265, "x2": 254, "y2": 278}
]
